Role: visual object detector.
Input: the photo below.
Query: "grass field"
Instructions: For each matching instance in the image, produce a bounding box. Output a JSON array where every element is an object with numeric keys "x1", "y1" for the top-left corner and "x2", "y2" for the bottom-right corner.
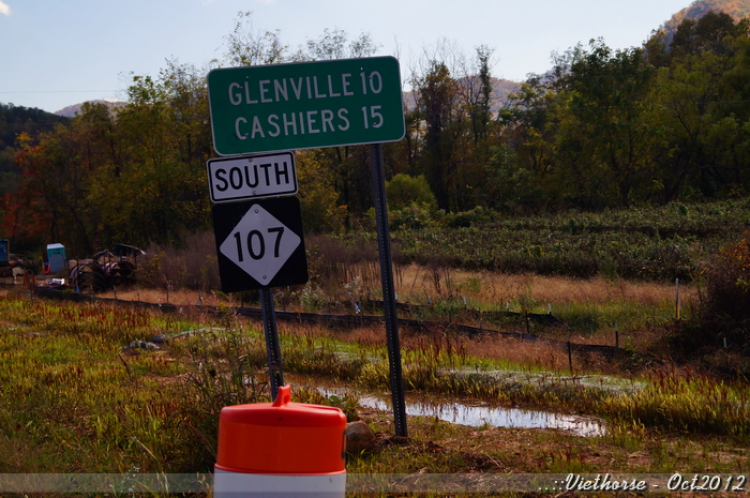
[{"x1": 2, "y1": 261, "x2": 749, "y2": 496}]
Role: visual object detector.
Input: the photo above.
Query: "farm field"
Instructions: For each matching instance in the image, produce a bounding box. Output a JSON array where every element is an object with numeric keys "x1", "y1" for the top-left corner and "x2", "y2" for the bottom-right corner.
[
  {"x1": 6, "y1": 4, "x2": 750, "y2": 494},
  {"x1": 2, "y1": 256, "x2": 750, "y2": 496}
]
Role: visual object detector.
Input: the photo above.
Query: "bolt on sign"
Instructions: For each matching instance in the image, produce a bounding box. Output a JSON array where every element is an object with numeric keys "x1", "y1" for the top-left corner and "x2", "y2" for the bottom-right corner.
[{"x1": 208, "y1": 56, "x2": 405, "y2": 155}]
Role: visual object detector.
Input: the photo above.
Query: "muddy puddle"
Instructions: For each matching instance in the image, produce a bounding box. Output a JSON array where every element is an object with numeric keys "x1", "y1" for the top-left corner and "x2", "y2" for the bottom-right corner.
[
  {"x1": 357, "y1": 392, "x2": 605, "y2": 437},
  {"x1": 290, "y1": 376, "x2": 606, "y2": 437}
]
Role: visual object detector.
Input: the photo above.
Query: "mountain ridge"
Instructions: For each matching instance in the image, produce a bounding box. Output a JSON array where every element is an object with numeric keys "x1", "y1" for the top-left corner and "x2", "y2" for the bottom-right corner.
[
  {"x1": 54, "y1": 99, "x2": 126, "y2": 118},
  {"x1": 660, "y1": 0, "x2": 750, "y2": 37}
]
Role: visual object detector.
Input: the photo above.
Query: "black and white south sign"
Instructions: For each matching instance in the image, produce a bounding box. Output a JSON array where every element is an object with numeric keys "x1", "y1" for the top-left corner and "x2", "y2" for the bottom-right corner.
[
  {"x1": 206, "y1": 151, "x2": 297, "y2": 203},
  {"x1": 212, "y1": 197, "x2": 308, "y2": 292}
]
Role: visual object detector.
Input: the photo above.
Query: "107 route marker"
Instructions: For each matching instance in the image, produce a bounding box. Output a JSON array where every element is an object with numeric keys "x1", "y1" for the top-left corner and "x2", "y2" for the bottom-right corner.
[{"x1": 211, "y1": 197, "x2": 307, "y2": 292}]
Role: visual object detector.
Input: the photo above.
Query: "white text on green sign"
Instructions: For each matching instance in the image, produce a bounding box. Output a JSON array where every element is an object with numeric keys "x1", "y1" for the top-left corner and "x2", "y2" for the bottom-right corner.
[{"x1": 208, "y1": 57, "x2": 405, "y2": 155}]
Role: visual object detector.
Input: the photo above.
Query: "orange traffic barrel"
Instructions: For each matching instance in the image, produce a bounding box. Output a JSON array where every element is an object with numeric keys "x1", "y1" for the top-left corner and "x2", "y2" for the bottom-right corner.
[{"x1": 214, "y1": 384, "x2": 347, "y2": 497}]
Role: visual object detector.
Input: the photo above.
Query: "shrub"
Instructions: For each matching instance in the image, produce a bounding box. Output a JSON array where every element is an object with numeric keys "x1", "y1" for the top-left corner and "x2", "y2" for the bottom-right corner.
[
  {"x1": 389, "y1": 204, "x2": 436, "y2": 230},
  {"x1": 443, "y1": 206, "x2": 497, "y2": 228},
  {"x1": 701, "y1": 233, "x2": 750, "y2": 320},
  {"x1": 386, "y1": 173, "x2": 437, "y2": 212},
  {"x1": 140, "y1": 231, "x2": 221, "y2": 291},
  {"x1": 678, "y1": 232, "x2": 750, "y2": 352}
]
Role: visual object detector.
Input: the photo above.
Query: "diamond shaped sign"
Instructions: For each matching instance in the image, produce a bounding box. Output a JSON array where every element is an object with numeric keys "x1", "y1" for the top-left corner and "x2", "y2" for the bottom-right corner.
[
  {"x1": 219, "y1": 203, "x2": 300, "y2": 284},
  {"x1": 212, "y1": 197, "x2": 308, "y2": 292}
]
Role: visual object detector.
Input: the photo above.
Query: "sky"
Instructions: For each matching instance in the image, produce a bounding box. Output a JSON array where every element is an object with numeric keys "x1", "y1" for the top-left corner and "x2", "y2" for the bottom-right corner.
[{"x1": 0, "y1": 0, "x2": 692, "y2": 114}]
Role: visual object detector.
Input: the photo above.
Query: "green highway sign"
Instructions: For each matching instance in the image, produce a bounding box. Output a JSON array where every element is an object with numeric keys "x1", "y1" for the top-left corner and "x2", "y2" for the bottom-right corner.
[{"x1": 208, "y1": 56, "x2": 405, "y2": 155}]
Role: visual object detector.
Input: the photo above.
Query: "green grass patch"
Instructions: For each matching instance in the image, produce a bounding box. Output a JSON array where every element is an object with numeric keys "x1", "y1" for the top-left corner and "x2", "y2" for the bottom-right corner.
[{"x1": 3, "y1": 291, "x2": 750, "y2": 481}]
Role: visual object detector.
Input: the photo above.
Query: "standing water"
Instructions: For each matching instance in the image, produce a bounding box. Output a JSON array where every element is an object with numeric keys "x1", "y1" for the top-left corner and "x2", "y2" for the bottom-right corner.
[
  {"x1": 357, "y1": 393, "x2": 604, "y2": 437},
  {"x1": 298, "y1": 377, "x2": 606, "y2": 438}
]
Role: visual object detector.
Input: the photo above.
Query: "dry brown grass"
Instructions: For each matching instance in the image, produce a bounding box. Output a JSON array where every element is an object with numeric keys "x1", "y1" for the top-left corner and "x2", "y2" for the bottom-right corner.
[
  {"x1": 96, "y1": 287, "x2": 229, "y2": 307},
  {"x1": 141, "y1": 231, "x2": 221, "y2": 290},
  {"x1": 392, "y1": 264, "x2": 691, "y2": 307},
  {"x1": 95, "y1": 263, "x2": 688, "y2": 312},
  {"x1": 261, "y1": 310, "x2": 626, "y2": 376},
  {"x1": 53, "y1": 253, "x2": 685, "y2": 373}
]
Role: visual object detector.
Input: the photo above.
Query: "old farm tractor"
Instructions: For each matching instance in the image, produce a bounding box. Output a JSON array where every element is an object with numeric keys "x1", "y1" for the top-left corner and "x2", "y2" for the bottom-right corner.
[{"x1": 68, "y1": 244, "x2": 146, "y2": 293}]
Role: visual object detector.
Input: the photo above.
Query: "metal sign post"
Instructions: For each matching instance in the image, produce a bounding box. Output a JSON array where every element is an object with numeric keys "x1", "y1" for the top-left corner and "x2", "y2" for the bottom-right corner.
[
  {"x1": 260, "y1": 287, "x2": 283, "y2": 399},
  {"x1": 208, "y1": 166, "x2": 307, "y2": 402},
  {"x1": 370, "y1": 143, "x2": 407, "y2": 437}
]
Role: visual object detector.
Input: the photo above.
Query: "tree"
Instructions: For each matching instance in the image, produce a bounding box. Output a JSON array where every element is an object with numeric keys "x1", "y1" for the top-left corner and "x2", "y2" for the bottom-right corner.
[
  {"x1": 298, "y1": 28, "x2": 379, "y2": 61},
  {"x1": 549, "y1": 39, "x2": 658, "y2": 208},
  {"x1": 87, "y1": 67, "x2": 211, "y2": 247},
  {"x1": 11, "y1": 124, "x2": 96, "y2": 255},
  {"x1": 454, "y1": 45, "x2": 499, "y2": 208},
  {"x1": 294, "y1": 28, "x2": 380, "y2": 227},
  {"x1": 671, "y1": 11, "x2": 744, "y2": 58},
  {"x1": 223, "y1": 11, "x2": 287, "y2": 66},
  {"x1": 462, "y1": 45, "x2": 495, "y2": 145},
  {"x1": 648, "y1": 14, "x2": 750, "y2": 201},
  {"x1": 0, "y1": 103, "x2": 70, "y2": 199},
  {"x1": 295, "y1": 150, "x2": 344, "y2": 233},
  {"x1": 499, "y1": 74, "x2": 559, "y2": 212},
  {"x1": 411, "y1": 57, "x2": 460, "y2": 211},
  {"x1": 385, "y1": 173, "x2": 437, "y2": 211}
]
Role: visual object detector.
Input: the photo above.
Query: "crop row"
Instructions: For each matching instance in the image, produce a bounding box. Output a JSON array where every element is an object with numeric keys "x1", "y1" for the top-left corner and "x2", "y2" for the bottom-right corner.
[{"x1": 332, "y1": 199, "x2": 750, "y2": 282}]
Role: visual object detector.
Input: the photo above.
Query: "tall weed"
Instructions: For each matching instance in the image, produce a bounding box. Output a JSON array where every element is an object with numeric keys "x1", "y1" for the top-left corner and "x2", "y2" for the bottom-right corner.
[{"x1": 604, "y1": 366, "x2": 750, "y2": 439}]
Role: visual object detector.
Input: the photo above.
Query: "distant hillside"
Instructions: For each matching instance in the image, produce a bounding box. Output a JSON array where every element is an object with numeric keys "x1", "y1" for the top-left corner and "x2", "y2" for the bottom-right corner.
[
  {"x1": 54, "y1": 99, "x2": 126, "y2": 118},
  {"x1": 0, "y1": 102, "x2": 70, "y2": 149},
  {"x1": 660, "y1": 0, "x2": 750, "y2": 37},
  {"x1": 404, "y1": 77, "x2": 522, "y2": 112},
  {"x1": 56, "y1": 82, "x2": 520, "y2": 119},
  {"x1": 491, "y1": 78, "x2": 523, "y2": 107},
  {"x1": 0, "y1": 103, "x2": 72, "y2": 196}
]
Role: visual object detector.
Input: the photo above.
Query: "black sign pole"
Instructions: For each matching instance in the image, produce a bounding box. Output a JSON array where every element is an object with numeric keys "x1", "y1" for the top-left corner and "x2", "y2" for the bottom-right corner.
[
  {"x1": 259, "y1": 287, "x2": 284, "y2": 400},
  {"x1": 369, "y1": 143, "x2": 408, "y2": 438}
]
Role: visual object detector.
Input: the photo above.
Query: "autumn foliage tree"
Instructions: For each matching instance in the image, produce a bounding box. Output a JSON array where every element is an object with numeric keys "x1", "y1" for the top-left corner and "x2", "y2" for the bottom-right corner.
[
  {"x1": 6, "y1": 62, "x2": 212, "y2": 257},
  {"x1": 6, "y1": 10, "x2": 750, "y2": 256},
  {"x1": 502, "y1": 13, "x2": 750, "y2": 212}
]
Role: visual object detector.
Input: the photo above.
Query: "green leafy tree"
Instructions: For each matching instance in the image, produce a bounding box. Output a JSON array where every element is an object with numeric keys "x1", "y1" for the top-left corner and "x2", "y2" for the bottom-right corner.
[
  {"x1": 295, "y1": 150, "x2": 344, "y2": 233},
  {"x1": 385, "y1": 173, "x2": 437, "y2": 211},
  {"x1": 647, "y1": 14, "x2": 750, "y2": 201},
  {"x1": 499, "y1": 75, "x2": 559, "y2": 212},
  {"x1": 551, "y1": 39, "x2": 658, "y2": 208},
  {"x1": 88, "y1": 66, "x2": 211, "y2": 247},
  {"x1": 294, "y1": 28, "x2": 380, "y2": 227},
  {"x1": 411, "y1": 58, "x2": 461, "y2": 211}
]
